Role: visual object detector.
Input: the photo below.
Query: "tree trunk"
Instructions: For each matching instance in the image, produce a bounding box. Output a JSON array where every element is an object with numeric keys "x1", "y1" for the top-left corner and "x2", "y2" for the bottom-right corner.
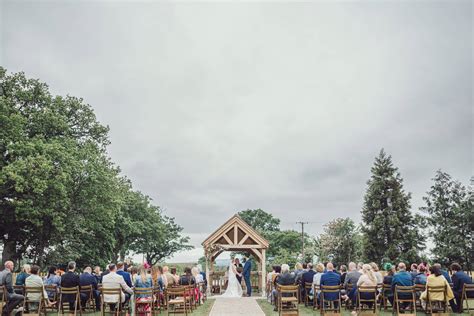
[{"x1": 2, "y1": 239, "x2": 17, "y2": 264}]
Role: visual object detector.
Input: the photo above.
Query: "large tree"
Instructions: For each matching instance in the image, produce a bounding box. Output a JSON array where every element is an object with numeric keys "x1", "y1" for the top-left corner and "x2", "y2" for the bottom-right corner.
[
  {"x1": 360, "y1": 149, "x2": 423, "y2": 264},
  {"x1": 317, "y1": 218, "x2": 362, "y2": 266},
  {"x1": 420, "y1": 170, "x2": 473, "y2": 269},
  {"x1": 238, "y1": 209, "x2": 280, "y2": 233}
]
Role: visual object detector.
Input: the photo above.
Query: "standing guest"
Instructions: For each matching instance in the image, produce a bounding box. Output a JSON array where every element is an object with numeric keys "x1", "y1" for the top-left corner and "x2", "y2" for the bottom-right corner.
[
  {"x1": 116, "y1": 262, "x2": 133, "y2": 288},
  {"x1": 370, "y1": 262, "x2": 383, "y2": 284},
  {"x1": 179, "y1": 267, "x2": 196, "y2": 286},
  {"x1": 420, "y1": 265, "x2": 454, "y2": 306},
  {"x1": 80, "y1": 266, "x2": 100, "y2": 311},
  {"x1": 102, "y1": 263, "x2": 133, "y2": 305},
  {"x1": 26, "y1": 265, "x2": 55, "y2": 310},
  {"x1": 389, "y1": 262, "x2": 413, "y2": 306},
  {"x1": 414, "y1": 264, "x2": 427, "y2": 285},
  {"x1": 410, "y1": 263, "x2": 419, "y2": 279},
  {"x1": 92, "y1": 266, "x2": 102, "y2": 284},
  {"x1": 273, "y1": 264, "x2": 295, "y2": 311},
  {"x1": 339, "y1": 265, "x2": 348, "y2": 284},
  {"x1": 15, "y1": 264, "x2": 31, "y2": 286},
  {"x1": 0, "y1": 261, "x2": 24, "y2": 316},
  {"x1": 61, "y1": 261, "x2": 80, "y2": 312},
  {"x1": 433, "y1": 263, "x2": 452, "y2": 284},
  {"x1": 449, "y1": 263, "x2": 473, "y2": 313},
  {"x1": 344, "y1": 262, "x2": 362, "y2": 291}
]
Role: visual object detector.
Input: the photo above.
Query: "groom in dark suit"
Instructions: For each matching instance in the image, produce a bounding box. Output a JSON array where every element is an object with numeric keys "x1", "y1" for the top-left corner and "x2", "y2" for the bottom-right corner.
[{"x1": 242, "y1": 256, "x2": 252, "y2": 297}]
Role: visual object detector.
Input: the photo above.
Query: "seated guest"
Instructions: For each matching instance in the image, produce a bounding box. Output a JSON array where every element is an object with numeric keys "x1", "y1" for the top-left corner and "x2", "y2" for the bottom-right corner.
[
  {"x1": 319, "y1": 262, "x2": 341, "y2": 305},
  {"x1": 179, "y1": 267, "x2": 196, "y2": 286},
  {"x1": 26, "y1": 265, "x2": 54, "y2": 309},
  {"x1": 44, "y1": 266, "x2": 61, "y2": 300},
  {"x1": 414, "y1": 264, "x2": 427, "y2": 285},
  {"x1": 130, "y1": 266, "x2": 138, "y2": 284},
  {"x1": 410, "y1": 263, "x2": 419, "y2": 279},
  {"x1": 273, "y1": 264, "x2": 295, "y2": 311},
  {"x1": 433, "y1": 263, "x2": 452, "y2": 284},
  {"x1": 339, "y1": 265, "x2": 347, "y2": 284},
  {"x1": 357, "y1": 262, "x2": 364, "y2": 273},
  {"x1": 100, "y1": 265, "x2": 110, "y2": 280},
  {"x1": 344, "y1": 262, "x2": 362, "y2": 291},
  {"x1": 383, "y1": 263, "x2": 395, "y2": 285},
  {"x1": 192, "y1": 267, "x2": 204, "y2": 283},
  {"x1": 369, "y1": 262, "x2": 383, "y2": 284},
  {"x1": 389, "y1": 262, "x2": 414, "y2": 306},
  {"x1": 348, "y1": 264, "x2": 377, "y2": 305},
  {"x1": 80, "y1": 266, "x2": 100, "y2": 310},
  {"x1": 116, "y1": 262, "x2": 133, "y2": 288},
  {"x1": 134, "y1": 265, "x2": 153, "y2": 314},
  {"x1": 294, "y1": 262, "x2": 304, "y2": 281},
  {"x1": 449, "y1": 262, "x2": 473, "y2": 313},
  {"x1": 152, "y1": 265, "x2": 167, "y2": 289},
  {"x1": 0, "y1": 261, "x2": 24, "y2": 316},
  {"x1": 312, "y1": 263, "x2": 325, "y2": 296},
  {"x1": 61, "y1": 261, "x2": 80, "y2": 311},
  {"x1": 170, "y1": 267, "x2": 180, "y2": 284},
  {"x1": 15, "y1": 264, "x2": 31, "y2": 286},
  {"x1": 301, "y1": 263, "x2": 315, "y2": 302},
  {"x1": 92, "y1": 266, "x2": 102, "y2": 284},
  {"x1": 163, "y1": 266, "x2": 177, "y2": 287},
  {"x1": 420, "y1": 265, "x2": 454, "y2": 306},
  {"x1": 102, "y1": 263, "x2": 133, "y2": 305}
]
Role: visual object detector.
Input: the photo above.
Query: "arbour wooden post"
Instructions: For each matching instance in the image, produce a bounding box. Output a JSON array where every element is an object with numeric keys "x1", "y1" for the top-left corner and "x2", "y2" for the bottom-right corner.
[
  {"x1": 261, "y1": 248, "x2": 266, "y2": 297},
  {"x1": 201, "y1": 214, "x2": 270, "y2": 296}
]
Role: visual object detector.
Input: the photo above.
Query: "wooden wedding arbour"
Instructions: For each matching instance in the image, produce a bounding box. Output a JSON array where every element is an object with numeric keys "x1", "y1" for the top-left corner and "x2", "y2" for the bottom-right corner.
[{"x1": 202, "y1": 214, "x2": 269, "y2": 296}]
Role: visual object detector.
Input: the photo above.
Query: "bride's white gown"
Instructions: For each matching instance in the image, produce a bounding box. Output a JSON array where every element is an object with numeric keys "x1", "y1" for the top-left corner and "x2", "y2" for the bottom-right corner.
[{"x1": 221, "y1": 262, "x2": 243, "y2": 297}]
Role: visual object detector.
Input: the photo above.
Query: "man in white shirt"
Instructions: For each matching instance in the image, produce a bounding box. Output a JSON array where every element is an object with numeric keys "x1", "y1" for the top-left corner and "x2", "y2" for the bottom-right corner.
[{"x1": 101, "y1": 263, "x2": 133, "y2": 305}]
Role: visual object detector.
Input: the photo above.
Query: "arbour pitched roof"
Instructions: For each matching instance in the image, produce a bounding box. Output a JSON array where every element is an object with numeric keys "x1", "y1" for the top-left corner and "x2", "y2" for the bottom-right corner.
[{"x1": 201, "y1": 214, "x2": 269, "y2": 249}]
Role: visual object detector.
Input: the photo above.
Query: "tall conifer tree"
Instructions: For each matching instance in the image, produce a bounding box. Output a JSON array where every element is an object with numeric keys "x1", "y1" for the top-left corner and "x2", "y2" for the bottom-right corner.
[{"x1": 361, "y1": 149, "x2": 423, "y2": 263}]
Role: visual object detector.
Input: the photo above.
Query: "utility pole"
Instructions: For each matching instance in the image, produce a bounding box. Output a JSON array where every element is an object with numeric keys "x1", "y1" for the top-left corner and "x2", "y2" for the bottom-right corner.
[{"x1": 296, "y1": 221, "x2": 309, "y2": 261}]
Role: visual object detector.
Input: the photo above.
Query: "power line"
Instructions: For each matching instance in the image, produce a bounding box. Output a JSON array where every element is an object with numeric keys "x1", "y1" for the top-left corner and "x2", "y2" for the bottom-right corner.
[{"x1": 296, "y1": 221, "x2": 309, "y2": 260}]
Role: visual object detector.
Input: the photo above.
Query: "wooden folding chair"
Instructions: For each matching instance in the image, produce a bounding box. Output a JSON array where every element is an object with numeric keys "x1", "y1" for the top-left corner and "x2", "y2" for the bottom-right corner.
[
  {"x1": 413, "y1": 284, "x2": 425, "y2": 312},
  {"x1": 277, "y1": 285, "x2": 299, "y2": 316},
  {"x1": 320, "y1": 285, "x2": 342, "y2": 315},
  {"x1": 80, "y1": 285, "x2": 96, "y2": 313},
  {"x1": 0, "y1": 285, "x2": 7, "y2": 315},
  {"x1": 59, "y1": 286, "x2": 82, "y2": 315},
  {"x1": 357, "y1": 286, "x2": 377, "y2": 313},
  {"x1": 461, "y1": 283, "x2": 474, "y2": 313},
  {"x1": 394, "y1": 285, "x2": 416, "y2": 315},
  {"x1": 100, "y1": 287, "x2": 123, "y2": 316},
  {"x1": 313, "y1": 284, "x2": 320, "y2": 310},
  {"x1": 13, "y1": 285, "x2": 24, "y2": 295},
  {"x1": 345, "y1": 283, "x2": 354, "y2": 310},
  {"x1": 23, "y1": 286, "x2": 47, "y2": 315},
  {"x1": 425, "y1": 285, "x2": 448, "y2": 314},
  {"x1": 379, "y1": 283, "x2": 392, "y2": 311},
  {"x1": 152, "y1": 286, "x2": 163, "y2": 314},
  {"x1": 166, "y1": 286, "x2": 188, "y2": 315},
  {"x1": 134, "y1": 287, "x2": 154, "y2": 316},
  {"x1": 304, "y1": 282, "x2": 312, "y2": 307}
]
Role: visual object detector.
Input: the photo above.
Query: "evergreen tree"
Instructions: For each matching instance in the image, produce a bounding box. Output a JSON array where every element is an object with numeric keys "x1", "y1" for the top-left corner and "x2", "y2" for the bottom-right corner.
[
  {"x1": 420, "y1": 171, "x2": 473, "y2": 269},
  {"x1": 361, "y1": 149, "x2": 423, "y2": 264}
]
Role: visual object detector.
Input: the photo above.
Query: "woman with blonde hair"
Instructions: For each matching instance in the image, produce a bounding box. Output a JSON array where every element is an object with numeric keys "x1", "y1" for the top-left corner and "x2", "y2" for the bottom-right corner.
[
  {"x1": 347, "y1": 264, "x2": 377, "y2": 306},
  {"x1": 369, "y1": 262, "x2": 383, "y2": 284},
  {"x1": 151, "y1": 265, "x2": 165, "y2": 290},
  {"x1": 311, "y1": 263, "x2": 325, "y2": 297},
  {"x1": 134, "y1": 265, "x2": 153, "y2": 315}
]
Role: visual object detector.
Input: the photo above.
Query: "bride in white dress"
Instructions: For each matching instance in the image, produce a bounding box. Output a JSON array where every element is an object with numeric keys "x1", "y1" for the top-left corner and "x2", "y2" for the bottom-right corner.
[{"x1": 221, "y1": 258, "x2": 243, "y2": 297}]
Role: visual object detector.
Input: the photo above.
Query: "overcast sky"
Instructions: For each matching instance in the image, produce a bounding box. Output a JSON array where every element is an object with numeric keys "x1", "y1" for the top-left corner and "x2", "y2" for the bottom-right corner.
[{"x1": 1, "y1": 0, "x2": 472, "y2": 262}]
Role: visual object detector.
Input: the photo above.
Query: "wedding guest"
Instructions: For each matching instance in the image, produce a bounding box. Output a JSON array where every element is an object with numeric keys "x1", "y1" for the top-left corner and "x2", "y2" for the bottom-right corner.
[
  {"x1": 116, "y1": 262, "x2": 133, "y2": 288},
  {"x1": 344, "y1": 262, "x2": 362, "y2": 291},
  {"x1": 15, "y1": 264, "x2": 31, "y2": 286},
  {"x1": 389, "y1": 262, "x2": 413, "y2": 306},
  {"x1": 433, "y1": 263, "x2": 452, "y2": 283},
  {"x1": 450, "y1": 262, "x2": 473, "y2": 313},
  {"x1": 170, "y1": 267, "x2": 180, "y2": 284},
  {"x1": 152, "y1": 265, "x2": 166, "y2": 289},
  {"x1": 410, "y1": 263, "x2": 419, "y2": 279},
  {"x1": 320, "y1": 263, "x2": 341, "y2": 307},
  {"x1": 192, "y1": 267, "x2": 204, "y2": 283},
  {"x1": 348, "y1": 264, "x2": 377, "y2": 304},
  {"x1": 130, "y1": 266, "x2": 138, "y2": 284},
  {"x1": 25, "y1": 265, "x2": 51, "y2": 310},
  {"x1": 383, "y1": 263, "x2": 395, "y2": 285},
  {"x1": 312, "y1": 263, "x2": 325, "y2": 296},
  {"x1": 357, "y1": 262, "x2": 364, "y2": 273},
  {"x1": 369, "y1": 262, "x2": 383, "y2": 284},
  {"x1": 163, "y1": 266, "x2": 177, "y2": 287},
  {"x1": 301, "y1": 263, "x2": 315, "y2": 302},
  {"x1": 134, "y1": 265, "x2": 153, "y2": 315},
  {"x1": 0, "y1": 261, "x2": 24, "y2": 316},
  {"x1": 80, "y1": 266, "x2": 100, "y2": 310},
  {"x1": 179, "y1": 267, "x2": 195, "y2": 286},
  {"x1": 60, "y1": 261, "x2": 80, "y2": 311},
  {"x1": 273, "y1": 264, "x2": 295, "y2": 311},
  {"x1": 414, "y1": 264, "x2": 427, "y2": 285},
  {"x1": 420, "y1": 265, "x2": 454, "y2": 306},
  {"x1": 93, "y1": 266, "x2": 102, "y2": 283},
  {"x1": 44, "y1": 266, "x2": 61, "y2": 286},
  {"x1": 339, "y1": 265, "x2": 348, "y2": 284},
  {"x1": 102, "y1": 263, "x2": 133, "y2": 305}
]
